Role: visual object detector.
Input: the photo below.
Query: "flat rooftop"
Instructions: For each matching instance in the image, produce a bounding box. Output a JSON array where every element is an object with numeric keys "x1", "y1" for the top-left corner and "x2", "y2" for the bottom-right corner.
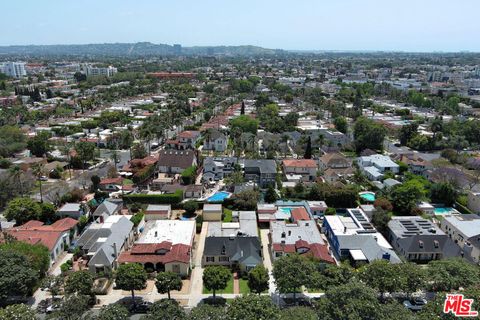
[
  {"x1": 388, "y1": 216, "x2": 445, "y2": 238},
  {"x1": 443, "y1": 214, "x2": 480, "y2": 238},
  {"x1": 138, "y1": 220, "x2": 195, "y2": 245}
]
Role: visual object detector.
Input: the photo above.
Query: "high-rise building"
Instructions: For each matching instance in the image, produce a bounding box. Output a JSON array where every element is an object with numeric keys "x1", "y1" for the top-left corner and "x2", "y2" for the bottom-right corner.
[
  {"x1": 0, "y1": 62, "x2": 27, "y2": 78},
  {"x1": 83, "y1": 65, "x2": 117, "y2": 77}
]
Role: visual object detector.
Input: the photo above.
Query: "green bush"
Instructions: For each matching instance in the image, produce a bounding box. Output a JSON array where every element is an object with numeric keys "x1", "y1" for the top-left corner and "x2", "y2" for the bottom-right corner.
[
  {"x1": 123, "y1": 190, "x2": 183, "y2": 204},
  {"x1": 132, "y1": 164, "x2": 155, "y2": 184},
  {"x1": 181, "y1": 165, "x2": 197, "y2": 185},
  {"x1": 130, "y1": 211, "x2": 145, "y2": 226}
]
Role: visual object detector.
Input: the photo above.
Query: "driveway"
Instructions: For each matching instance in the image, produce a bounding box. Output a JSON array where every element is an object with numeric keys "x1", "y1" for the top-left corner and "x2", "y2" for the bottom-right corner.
[
  {"x1": 260, "y1": 228, "x2": 276, "y2": 293},
  {"x1": 188, "y1": 221, "x2": 208, "y2": 307}
]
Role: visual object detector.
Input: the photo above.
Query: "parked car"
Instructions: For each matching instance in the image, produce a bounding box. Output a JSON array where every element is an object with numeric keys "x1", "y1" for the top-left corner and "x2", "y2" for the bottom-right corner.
[
  {"x1": 403, "y1": 297, "x2": 427, "y2": 311},
  {"x1": 39, "y1": 175, "x2": 48, "y2": 181}
]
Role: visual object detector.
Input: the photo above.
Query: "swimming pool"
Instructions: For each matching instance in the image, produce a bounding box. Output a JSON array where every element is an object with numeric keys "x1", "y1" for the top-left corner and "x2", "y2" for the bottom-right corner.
[
  {"x1": 434, "y1": 207, "x2": 456, "y2": 215},
  {"x1": 359, "y1": 192, "x2": 376, "y2": 202},
  {"x1": 207, "y1": 191, "x2": 231, "y2": 202},
  {"x1": 279, "y1": 207, "x2": 293, "y2": 214}
]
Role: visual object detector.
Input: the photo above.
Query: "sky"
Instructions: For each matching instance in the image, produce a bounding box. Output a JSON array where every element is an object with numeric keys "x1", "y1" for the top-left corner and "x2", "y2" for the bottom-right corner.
[{"x1": 1, "y1": 0, "x2": 479, "y2": 52}]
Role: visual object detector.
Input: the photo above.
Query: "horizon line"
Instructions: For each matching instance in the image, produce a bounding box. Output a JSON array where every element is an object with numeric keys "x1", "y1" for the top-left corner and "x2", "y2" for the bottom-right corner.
[{"x1": 0, "y1": 41, "x2": 478, "y2": 54}]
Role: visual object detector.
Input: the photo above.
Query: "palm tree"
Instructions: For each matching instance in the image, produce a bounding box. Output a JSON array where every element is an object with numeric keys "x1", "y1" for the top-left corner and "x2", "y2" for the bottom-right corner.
[
  {"x1": 8, "y1": 165, "x2": 24, "y2": 197},
  {"x1": 31, "y1": 163, "x2": 45, "y2": 203},
  {"x1": 247, "y1": 134, "x2": 257, "y2": 154}
]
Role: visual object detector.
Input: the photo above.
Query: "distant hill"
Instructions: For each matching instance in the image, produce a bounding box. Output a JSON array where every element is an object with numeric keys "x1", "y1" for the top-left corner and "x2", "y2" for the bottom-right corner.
[{"x1": 0, "y1": 42, "x2": 282, "y2": 57}]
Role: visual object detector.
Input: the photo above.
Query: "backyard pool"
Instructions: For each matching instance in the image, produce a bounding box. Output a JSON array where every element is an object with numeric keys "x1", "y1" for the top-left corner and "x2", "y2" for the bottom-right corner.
[
  {"x1": 279, "y1": 207, "x2": 293, "y2": 214},
  {"x1": 434, "y1": 207, "x2": 458, "y2": 215},
  {"x1": 207, "y1": 191, "x2": 231, "y2": 202},
  {"x1": 359, "y1": 192, "x2": 376, "y2": 202}
]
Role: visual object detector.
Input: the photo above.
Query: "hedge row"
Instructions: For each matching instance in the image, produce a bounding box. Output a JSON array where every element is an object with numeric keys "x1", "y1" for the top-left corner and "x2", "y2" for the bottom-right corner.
[{"x1": 123, "y1": 190, "x2": 183, "y2": 204}]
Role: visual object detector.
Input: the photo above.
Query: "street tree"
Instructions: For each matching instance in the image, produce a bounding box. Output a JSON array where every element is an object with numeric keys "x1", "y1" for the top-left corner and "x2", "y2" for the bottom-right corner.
[
  {"x1": 202, "y1": 266, "x2": 231, "y2": 302},
  {"x1": 141, "y1": 299, "x2": 186, "y2": 320},
  {"x1": 0, "y1": 251, "x2": 38, "y2": 301},
  {"x1": 64, "y1": 270, "x2": 95, "y2": 297},
  {"x1": 50, "y1": 294, "x2": 90, "y2": 320},
  {"x1": 398, "y1": 262, "x2": 427, "y2": 298},
  {"x1": 155, "y1": 271, "x2": 183, "y2": 299},
  {"x1": 359, "y1": 260, "x2": 403, "y2": 301},
  {"x1": 272, "y1": 254, "x2": 315, "y2": 303},
  {"x1": 96, "y1": 304, "x2": 130, "y2": 320},
  {"x1": 227, "y1": 295, "x2": 279, "y2": 320},
  {"x1": 0, "y1": 240, "x2": 50, "y2": 276},
  {"x1": 115, "y1": 263, "x2": 148, "y2": 306},
  {"x1": 428, "y1": 258, "x2": 480, "y2": 292},
  {"x1": 0, "y1": 304, "x2": 37, "y2": 320},
  {"x1": 188, "y1": 304, "x2": 226, "y2": 320},
  {"x1": 279, "y1": 306, "x2": 317, "y2": 320},
  {"x1": 314, "y1": 281, "x2": 383, "y2": 320},
  {"x1": 247, "y1": 265, "x2": 269, "y2": 294}
]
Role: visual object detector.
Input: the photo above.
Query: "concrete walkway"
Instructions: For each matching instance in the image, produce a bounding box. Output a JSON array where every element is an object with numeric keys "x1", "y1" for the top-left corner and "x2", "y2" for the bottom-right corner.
[
  {"x1": 260, "y1": 228, "x2": 276, "y2": 294},
  {"x1": 233, "y1": 272, "x2": 240, "y2": 294},
  {"x1": 51, "y1": 253, "x2": 73, "y2": 276},
  {"x1": 188, "y1": 221, "x2": 208, "y2": 307}
]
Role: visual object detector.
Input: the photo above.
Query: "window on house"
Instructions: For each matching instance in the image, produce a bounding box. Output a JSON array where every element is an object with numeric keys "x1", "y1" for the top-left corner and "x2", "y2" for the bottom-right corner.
[
  {"x1": 206, "y1": 256, "x2": 215, "y2": 262},
  {"x1": 219, "y1": 256, "x2": 229, "y2": 262}
]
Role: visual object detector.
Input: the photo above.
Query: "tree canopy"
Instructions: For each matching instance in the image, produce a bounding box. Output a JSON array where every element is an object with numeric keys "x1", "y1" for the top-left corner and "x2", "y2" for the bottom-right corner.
[
  {"x1": 155, "y1": 271, "x2": 183, "y2": 299},
  {"x1": 202, "y1": 266, "x2": 231, "y2": 300}
]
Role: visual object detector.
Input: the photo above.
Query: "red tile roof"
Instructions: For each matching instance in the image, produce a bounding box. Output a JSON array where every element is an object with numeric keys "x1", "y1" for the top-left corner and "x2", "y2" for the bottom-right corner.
[
  {"x1": 7, "y1": 218, "x2": 78, "y2": 251},
  {"x1": 118, "y1": 242, "x2": 191, "y2": 264},
  {"x1": 283, "y1": 159, "x2": 317, "y2": 168},
  {"x1": 291, "y1": 207, "x2": 311, "y2": 221},
  {"x1": 272, "y1": 241, "x2": 334, "y2": 264},
  {"x1": 178, "y1": 131, "x2": 199, "y2": 139},
  {"x1": 309, "y1": 243, "x2": 335, "y2": 264}
]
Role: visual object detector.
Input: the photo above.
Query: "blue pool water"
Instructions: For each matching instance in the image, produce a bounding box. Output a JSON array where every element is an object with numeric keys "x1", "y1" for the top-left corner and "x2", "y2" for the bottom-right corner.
[
  {"x1": 279, "y1": 207, "x2": 293, "y2": 214},
  {"x1": 360, "y1": 192, "x2": 376, "y2": 202},
  {"x1": 434, "y1": 207, "x2": 454, "y2": 215},
  {"x1": 207, "y1": 191, "x2": 230, "y2": 202}
]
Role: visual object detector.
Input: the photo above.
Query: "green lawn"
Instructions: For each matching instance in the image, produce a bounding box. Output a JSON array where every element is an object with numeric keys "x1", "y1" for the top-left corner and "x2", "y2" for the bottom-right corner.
[
  {"x1": 223, "y1": 208, "x2": 233, "y2": 222},
  {"x1": 123, "y1": 179, "x2": 134, "y2": 185},
  {"x1": 239, "y1": 278, "x2": 250, "y2": 294},
  {"x1": 203, "y1": 273, "x2": 234, "y2": 294}
]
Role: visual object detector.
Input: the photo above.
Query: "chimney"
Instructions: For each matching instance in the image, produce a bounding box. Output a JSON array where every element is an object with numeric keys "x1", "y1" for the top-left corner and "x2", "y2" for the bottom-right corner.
[{"x1": 344, "y1": 226, "x2": 347, "y2": 234}]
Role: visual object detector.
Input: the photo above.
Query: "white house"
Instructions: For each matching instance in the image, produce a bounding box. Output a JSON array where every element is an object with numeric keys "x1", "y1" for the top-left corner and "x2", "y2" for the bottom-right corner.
[
  {"x1": 357, "y1": 154, "x2": 399, "y2": 181},
  {"x1": 203, "y1": 129, "x2": 227, "y2": 152}
]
